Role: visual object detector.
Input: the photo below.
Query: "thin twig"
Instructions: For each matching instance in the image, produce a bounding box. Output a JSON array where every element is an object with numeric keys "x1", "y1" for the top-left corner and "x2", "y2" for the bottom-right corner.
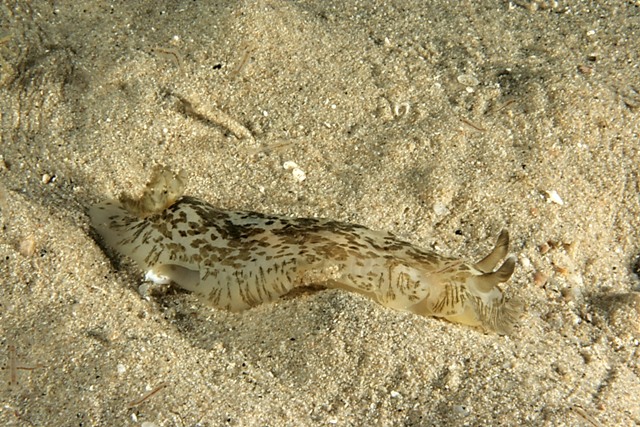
[
  {"x1": 7, "y1": 344, "x2": 17, "y2": 388},
  {"x1": 5, "y1": 343, "x2": 40, "y2": 388},
  {"x1": 459, "y1": 117, "x2": 486, "y2": 132},
  {"x1": 174, "y1": 94, "x2": 254, "y2": 141},
  {"x1": 150, "y1": 46, "x2": 183, "y2": 71},
  {"x1": 570, "y1": 405, "x2": 603, "y2": 427},
  {"x1": 127, "y1": 382, "x2": 168, "y2": 408},
  {"x1": 231, "y1": 44, "x2": 255, "y2": 78}
]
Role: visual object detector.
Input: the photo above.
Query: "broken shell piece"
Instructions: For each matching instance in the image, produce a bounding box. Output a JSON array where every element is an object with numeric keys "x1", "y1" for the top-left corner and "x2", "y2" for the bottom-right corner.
[
  {"x1": 539, "y1": 243, "x2": 550, "y2": 255},
  {"x1": 544, "y1": 190, "x2": 564, "y2": 205},
  {"x1": 457, "y1": 74, "x2": 479, "y2": 87},
  {"x1": 283, "y1": 161, "x2": 306, "y2": 182},
  {"x1": 283, "y1": 160, "x2": 298, "y2": 170},
  {"x1": 292, "y1": 169, "x2": 306, "y2": 182}
]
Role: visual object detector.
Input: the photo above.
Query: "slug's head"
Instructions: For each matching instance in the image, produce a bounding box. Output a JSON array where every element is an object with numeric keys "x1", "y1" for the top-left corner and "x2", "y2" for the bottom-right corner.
[
  {"x1": 465, "y1": 230, "x2": 520, "y2": 334},
  {"x1": 409, "y1": 230, "x2": 521, "y2": 334}
]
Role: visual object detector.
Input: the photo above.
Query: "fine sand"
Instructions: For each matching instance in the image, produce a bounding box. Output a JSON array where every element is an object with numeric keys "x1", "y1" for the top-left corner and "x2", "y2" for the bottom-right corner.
[{"x1": 1, "y1": 1, "x2": 639, "y2": 425}]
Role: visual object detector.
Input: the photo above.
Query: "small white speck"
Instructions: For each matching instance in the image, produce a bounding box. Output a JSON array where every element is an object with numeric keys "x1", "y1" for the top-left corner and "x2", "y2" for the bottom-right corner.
[
  {"x1": 283, "y1": 161, "x2": 298, "y2": 170},
  {"x1": 117, "y1": 364, "x2": 126, "y2": 374},
  {"x1": 291, "y1": 168, "x2": 306, "y2": 182},
  {"x1": 433, "y1": 201, "x2": 450, "y2": 216},
  {"x1": 453, "y1": 404, "x2": 471, "y2": 416},
  {"x1": 262, "y1": 110, "x2": 269, "y2": 117},
  {"x1": 390, "y1": 390, "x2": 401, "y2": 398},
  {"x1": 519, "y1": 255, "x2": 532, "y2": 270}
]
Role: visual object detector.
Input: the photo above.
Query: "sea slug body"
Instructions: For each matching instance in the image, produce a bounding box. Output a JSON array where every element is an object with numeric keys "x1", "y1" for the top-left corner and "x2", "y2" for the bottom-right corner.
[{"x1": 90, "y1": 167, "x2": 520, "y2": 334}]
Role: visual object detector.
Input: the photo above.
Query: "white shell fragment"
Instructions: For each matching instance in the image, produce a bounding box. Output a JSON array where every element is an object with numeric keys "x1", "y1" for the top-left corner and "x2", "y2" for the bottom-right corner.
[
  {"x1": 393, "y1": 102, "x2": 411, "y2": 118},
  {"x1": 457, "y1": 74, "x2": 479, "y2": 87},
  {"x1": 545, "y1": 190, "x2": 564, "y2": 205},
  {"x1": 283, "y1": 160, "x2": 306, "y2": 182},
  {"x1": 282, "y1": 160, "x2": 298, "y2": 170}
]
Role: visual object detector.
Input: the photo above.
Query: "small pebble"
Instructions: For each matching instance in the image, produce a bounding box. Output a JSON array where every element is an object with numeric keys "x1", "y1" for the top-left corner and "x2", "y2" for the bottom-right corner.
[{"x1": 533, "y1": 271, "x2": 548, "y2": 287}]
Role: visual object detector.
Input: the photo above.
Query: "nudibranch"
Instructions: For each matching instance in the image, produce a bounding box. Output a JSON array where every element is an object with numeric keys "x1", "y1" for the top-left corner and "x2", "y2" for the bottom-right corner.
[{"x1": 90, "y1": 167, "x2": 520, "y2": 334}]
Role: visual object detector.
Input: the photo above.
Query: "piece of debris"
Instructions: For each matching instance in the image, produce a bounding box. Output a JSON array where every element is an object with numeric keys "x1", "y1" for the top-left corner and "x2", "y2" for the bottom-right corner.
[
  {"x1": 283, "y1": 161, "x2": 306, "y2": 182},
  {"x1": 544, "y1": 190, "x2": 564, "y2": 205}
]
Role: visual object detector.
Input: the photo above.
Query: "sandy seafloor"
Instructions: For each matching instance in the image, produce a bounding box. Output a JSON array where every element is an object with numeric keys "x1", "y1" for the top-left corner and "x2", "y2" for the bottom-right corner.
[{"x1": 1, "y1": 0, "x2": 640, "y2": 425}]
